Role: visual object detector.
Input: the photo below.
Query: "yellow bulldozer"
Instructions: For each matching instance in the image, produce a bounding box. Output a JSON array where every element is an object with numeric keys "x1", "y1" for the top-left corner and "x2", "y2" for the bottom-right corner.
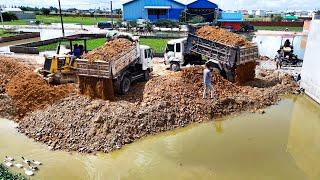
[{"x1": 36, "y1": 37, "x2": 91, "y2": 84}]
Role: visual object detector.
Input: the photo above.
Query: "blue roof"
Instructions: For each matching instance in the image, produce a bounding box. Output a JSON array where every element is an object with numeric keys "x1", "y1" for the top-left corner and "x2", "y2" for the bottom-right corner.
[
  {"x1": 123, "y1": 0, "x2": 185, "y2": 6},
  {"x1": 218, "y1": 12, "x2": 243, "y2": 22},
  {"x1": 187, "y1": 0, "x2": 218, "y2": 9}
]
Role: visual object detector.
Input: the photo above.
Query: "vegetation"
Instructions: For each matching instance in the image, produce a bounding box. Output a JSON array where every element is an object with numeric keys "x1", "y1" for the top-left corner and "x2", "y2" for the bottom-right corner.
[
  {"x1": 255, "y1": 26, "x2": 303, "y2": 32},
  {"x1": 38, "y1": 37, "x2": 168, "y2": 54},
  {"x1": 140, "y1": 38, "x2": 168, "y2": 53},
  {"x1": 189, "y1": 16, "x2": 205, "y2": 24},
  {"x1": 271, "y1": 15, "x2": 283, "y2": 22},
  {"x1": 41, "y1": 8, "x2": 51, "y2": 16},
  {"x1": 0, "y1": 164, "x2": 26, "y2": 180},
  {"x1": 316, "y1": 10, "x2": 320, "y2": 15},
  {"x1": 0, "y1": 30, "x2": 15, "y2": 37},
  {"x1": 1, "y1": 12, "x2": 18, "y2": 21},
  {"x1": 2, "y1": 15, "x2": 120, "y2": 25},
  {"x1": 154, "y1": 19, "x2": 179, "y2": 28}
]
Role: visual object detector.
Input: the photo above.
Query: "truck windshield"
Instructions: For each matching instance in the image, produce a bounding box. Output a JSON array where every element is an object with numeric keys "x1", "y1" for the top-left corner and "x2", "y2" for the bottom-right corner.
[{"x1": 166, "y1": 44, "x2": 174, "y2": 53}]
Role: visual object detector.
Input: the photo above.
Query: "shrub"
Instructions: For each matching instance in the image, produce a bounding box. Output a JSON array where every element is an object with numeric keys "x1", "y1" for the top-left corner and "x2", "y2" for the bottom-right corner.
[
  {"x1": 1, "y1": 12, "x2": 18, "y2": 21},
  {"x1": 0, "y1": 164, "x2": 26, "y2": 180},
  {"x1": 189, "y1": 16, "x2": 205, "y2": 24},
  {"x1": 272, "y1": 15, "x2": 283, "y2": 22},
  {"x1": 154, "y1": 19, "x2": 178, "y2": 28}
]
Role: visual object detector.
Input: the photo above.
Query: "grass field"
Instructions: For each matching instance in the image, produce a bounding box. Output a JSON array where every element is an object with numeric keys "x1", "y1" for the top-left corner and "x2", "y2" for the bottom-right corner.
[
  {"x1": 3, "y1": 15, "x2": 120, "y2": 25},
  {"x1": 255, "y1": 26, "x2": 303, "y2": 32},
  {"x1": 0, "y1": 30, "x2": 15, "y2": 37},
  {"x1": 38, "y1": 38, "x2": 168, "y2": 53}
]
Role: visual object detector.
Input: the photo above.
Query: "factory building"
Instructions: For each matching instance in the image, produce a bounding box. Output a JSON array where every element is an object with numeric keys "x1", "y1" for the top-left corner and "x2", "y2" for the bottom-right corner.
[
  {"x1": 123, "y1": 0, "x2": 186, "y2": 21},
  {"x1": 186, "y1": 0, "x2": 218, "y2": 22}
]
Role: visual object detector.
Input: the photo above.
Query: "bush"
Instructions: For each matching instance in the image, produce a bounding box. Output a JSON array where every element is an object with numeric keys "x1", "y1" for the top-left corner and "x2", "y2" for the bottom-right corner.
[
  {"x1": 1, "y1": 12, "x2": 18, "y2": 21},
  {"x1": 128, "y1": 20, "x2": 137, "y2": 28},
  {"x1": 189, "y1": 16, "x2": 205, "y2": 24},
  {"x1": 35, "y1": 20, "x2": 41, "y2": 25},
  {"x1": 248, "y1": 15, "x2": 254, "y2": 18},
  {"x1": 0, "y1": 164, "x2": 26, "y2": 180},
  {"x1": 272, "y1": 15, "x2": 283, "y2": 22},
  {"x1": 41, "y1": 8, "x2": 51, "y2": 16},
  {"x1": 316, "y1": 10, "x2": 320, "y2": 15},
  {"x1": 154, "y1": 19, "x2": 178, "y2": 28}
]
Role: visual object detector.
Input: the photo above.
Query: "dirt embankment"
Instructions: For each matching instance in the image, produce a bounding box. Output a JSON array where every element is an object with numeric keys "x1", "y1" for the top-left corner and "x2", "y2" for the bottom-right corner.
[
  {"x1": 18, "y1": 66, "x2": 298, "y2": 153},
  {"x1": 0, "y1": 56, "x2": 74, "y2": 119}
]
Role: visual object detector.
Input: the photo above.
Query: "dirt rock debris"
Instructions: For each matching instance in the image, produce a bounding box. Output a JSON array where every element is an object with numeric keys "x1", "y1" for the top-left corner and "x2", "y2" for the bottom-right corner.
[
  {"x1": 18, "y1": 66, "x2": 298, "y2": 153},
  {"x1": 196, "y1": 26, "x2": 253, "y2": 47},
  {"x1": 84, "y1": 38, "x2": 134, "y2": 62}
]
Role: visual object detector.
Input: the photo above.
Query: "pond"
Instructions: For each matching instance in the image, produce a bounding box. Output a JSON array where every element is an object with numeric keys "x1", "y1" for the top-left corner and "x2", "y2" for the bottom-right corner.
[
  {"x1": 1, "y1": 95, "x2": 320, "y2": 179},
  {"x1": 252, "y1": 35, "x2": 308, "y2": 60}
]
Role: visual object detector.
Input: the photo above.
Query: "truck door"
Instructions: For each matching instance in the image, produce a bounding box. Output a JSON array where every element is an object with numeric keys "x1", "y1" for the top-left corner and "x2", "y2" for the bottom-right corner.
[
  {"x1": 142, "y1": 48, "x2": 153, "y2": 70},
  {"x1": 175, "y1": 43, "x2": 183, "y2": 64}
]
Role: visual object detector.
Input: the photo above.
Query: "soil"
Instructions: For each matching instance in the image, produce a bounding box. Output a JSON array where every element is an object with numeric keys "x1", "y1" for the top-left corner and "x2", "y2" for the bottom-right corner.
[
  {"x1": 18, "y1": 66, "x2": 299, "y2": 153},
  {"x1": 235, "y1": 61, "x2": 257, "y2": 85},
  {"x1": 84, "y1": 38, "x2": 134, "y2": 62},
  {"x1": 196, "y1": 26, "x2": 253, "y2": 47}
]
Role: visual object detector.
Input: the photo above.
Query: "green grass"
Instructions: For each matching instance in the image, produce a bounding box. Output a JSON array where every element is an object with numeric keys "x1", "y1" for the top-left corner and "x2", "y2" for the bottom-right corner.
[
  {"x1": 140, "y1": 38, "x2": 168, "y2": 53},
  {"x1": 255, "y1": 26, "x2": 303, "y2": 32},
  {"x1": 0, "y1": 30, "x2": 16, "y2": 37},
  {"x1": 0, "y1": 164, "x2": 26, "y2": 180},
  {"x1": 38, "y1": 38, "x2": 168, "y2": 54},
  {"x1": 38, "y1": 38, "x2": 107, "y2": 52},
  {"x1": 2, "y1": 15, "x2": 120, "y2": 25}
]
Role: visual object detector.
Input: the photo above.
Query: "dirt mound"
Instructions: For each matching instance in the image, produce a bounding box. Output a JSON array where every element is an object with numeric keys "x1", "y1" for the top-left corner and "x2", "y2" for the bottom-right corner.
[
  {"x1": 6, "y1": 71, "x2": 74, "y2": 119},
  {"x1": 196, "y1": 26, "x2": 253, "y2": 47},
  {"x1": 0, "y1": 56, "x2": 31, "y2": 93},
  {"x1": 84, "y1": 38, "x2": 133, "y2": 62},
  {"x1": 18, "y1": 66, "x2": 298, "y2": 153},
  {"x1": 235, "y1": 61, "x2": 257, "y2": 85},
  {"x1": 78, "y1": 76, "x2": 115, "y2": 100}
]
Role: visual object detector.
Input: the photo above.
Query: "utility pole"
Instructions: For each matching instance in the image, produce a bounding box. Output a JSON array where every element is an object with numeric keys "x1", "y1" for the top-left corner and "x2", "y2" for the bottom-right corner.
[
  {"x1": 0, "y1": 8, "x2": 4, "y2": 29},
  {"x1": 58, "y1": 0, "x2": 65, "y2": 37},
  {"x1": 110, "y1": 1, "x2": 113, "y2": 29}
]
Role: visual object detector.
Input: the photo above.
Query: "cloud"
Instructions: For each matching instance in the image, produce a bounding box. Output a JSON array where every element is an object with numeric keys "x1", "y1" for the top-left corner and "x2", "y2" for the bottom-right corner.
[{"x1": 1, "y1": 0, "x2": 319, "y2": 10}]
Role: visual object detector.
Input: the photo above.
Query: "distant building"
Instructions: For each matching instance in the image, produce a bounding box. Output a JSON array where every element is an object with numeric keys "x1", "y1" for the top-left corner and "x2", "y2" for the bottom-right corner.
[
  {"x1": 255, "y1": 10, "x2": 267, "y2": 17},
  {"x1": 2, "y1": 7, "x2": 35, "y2": 20},
  {"x1": 123, "y1": 0, "x2": 186, "y2": 21},
  {"x1": 186, "y1": 0, "x2": 218, "y2": 22},
  {"x1": 248, "y1": 10, "x2": 256, "y2": 16},
  {"x1": 217, "y1": 12, "x2": 243, "y2": 31}
]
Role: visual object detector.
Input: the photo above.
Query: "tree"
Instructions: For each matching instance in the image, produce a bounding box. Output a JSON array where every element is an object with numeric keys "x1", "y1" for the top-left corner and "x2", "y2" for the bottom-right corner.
[
  {"x1": 41, "y1": 8, "x2": 51, "y2": 16},
  {"x1": 272, "y1": 15, "x2": 283, "y2": 22},
  {"x1": 316, "y1": 10, "x2": 320, "y2": 15},
  {"x1": 1, "y1": 12, "x2": 18, "y2": 21}
]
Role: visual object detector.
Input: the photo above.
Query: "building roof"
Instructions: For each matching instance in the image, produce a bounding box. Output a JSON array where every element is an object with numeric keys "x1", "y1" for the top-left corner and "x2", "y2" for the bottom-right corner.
[
  {"x1": 187, "y1": 0, "x2": 218, "y2": 9},
  {"x1": 2, "y1": 8, "x2": 22, "y2": 12},
  {"x1": 283, "y1": 15, "x2": 298, "y2": 20},
  {"x1": 218, "y1": 12, "x2": 243, "y2": 22},
  {"x1": 123, "y1": 0, "x2": 185, "y2": 6}
]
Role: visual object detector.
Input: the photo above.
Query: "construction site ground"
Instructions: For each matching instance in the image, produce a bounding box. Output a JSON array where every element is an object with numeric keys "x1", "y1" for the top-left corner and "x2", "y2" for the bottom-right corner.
[{"x1": 0, "y1": 56, "x2": 300, "y2": 153}]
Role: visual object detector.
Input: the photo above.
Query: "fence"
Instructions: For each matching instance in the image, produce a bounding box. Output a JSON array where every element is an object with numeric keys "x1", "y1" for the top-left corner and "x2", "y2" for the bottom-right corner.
[
  {"x1": 246, "y1": 21, "x2": 304, "y2": 27},
  {"x1": 0, "y1": 32, "x2": 40, "y2": 43}
]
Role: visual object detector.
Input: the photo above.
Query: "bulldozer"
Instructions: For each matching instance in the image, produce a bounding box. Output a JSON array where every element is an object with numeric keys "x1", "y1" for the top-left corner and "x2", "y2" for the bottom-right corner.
[{"x1": 36, "y1": 37, "x2": 91, "y2": 84}]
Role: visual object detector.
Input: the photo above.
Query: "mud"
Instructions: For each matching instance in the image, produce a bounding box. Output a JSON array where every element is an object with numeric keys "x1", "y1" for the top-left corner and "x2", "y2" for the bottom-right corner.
[{"x1": 235, "y1": 61, "x2": 257, "y2": 85}]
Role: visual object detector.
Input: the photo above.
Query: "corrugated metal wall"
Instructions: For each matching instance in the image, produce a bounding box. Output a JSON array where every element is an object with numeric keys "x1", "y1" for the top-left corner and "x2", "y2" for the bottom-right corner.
[{"x1": 123, "y1": 0, "x2": 185, "y2": 21}]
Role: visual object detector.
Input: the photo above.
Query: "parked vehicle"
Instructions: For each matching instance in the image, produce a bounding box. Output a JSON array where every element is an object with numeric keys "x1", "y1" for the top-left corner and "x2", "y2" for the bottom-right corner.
[
  {"x1": 164, "y1": 30, "x2": 259, "y2": 81},
  {"x1": 97, "y1": 22, "x2": 113, "y2": 29}
]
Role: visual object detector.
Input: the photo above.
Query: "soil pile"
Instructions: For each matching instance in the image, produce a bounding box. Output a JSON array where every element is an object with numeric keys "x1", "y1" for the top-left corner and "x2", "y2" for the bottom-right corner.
[
  {"x1": 78, "y1": 76, "x2": 115, "y2": 100},
  {"x1": 235, "y1": 61, "x2": 257, "y2": 85},
  {"x1": 84, "y1": 38, "x2": 134, "y2": 62},
  {"x1": 6, "y1": 72, "x2": 74, "y2": 119},
  {"x1": 196, "y1": 26, "x2": 253, "y2": 47},
  {"x1": 0, "y1": 56, "x2": 31, "y2": 93},
  {"x1": 18, "y1": 66, "x2": 298, "y2": 153}
]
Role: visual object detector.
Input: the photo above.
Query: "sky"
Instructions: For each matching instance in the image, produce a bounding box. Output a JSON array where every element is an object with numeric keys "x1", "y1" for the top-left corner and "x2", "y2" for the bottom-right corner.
[{"x1": 1, "y1": 0, "x2": 320, "y2": 10}]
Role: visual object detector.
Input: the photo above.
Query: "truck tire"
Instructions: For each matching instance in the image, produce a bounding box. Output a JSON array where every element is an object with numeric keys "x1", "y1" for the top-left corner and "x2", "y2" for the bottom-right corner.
[
  {"x1": 120, "y1": 76, "x2": 131, "y2": 94},
  {"x1": 170, "y1": 62, "x2": 180, "y2": 72},
  {"x1": 143, "y1": 70, "x2": 150, "y2": 81}
]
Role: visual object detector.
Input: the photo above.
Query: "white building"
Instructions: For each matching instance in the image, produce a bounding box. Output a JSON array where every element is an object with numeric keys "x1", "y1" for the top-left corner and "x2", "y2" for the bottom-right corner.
[{"x1": 255, "y1": 9, "x2": 267, "y2": 17}]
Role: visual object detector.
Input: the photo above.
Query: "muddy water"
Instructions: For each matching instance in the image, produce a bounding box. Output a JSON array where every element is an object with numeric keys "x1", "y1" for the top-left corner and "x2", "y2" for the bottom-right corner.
[{"x1": 1, "y1": 95, "x2": 320, "y2": 180}]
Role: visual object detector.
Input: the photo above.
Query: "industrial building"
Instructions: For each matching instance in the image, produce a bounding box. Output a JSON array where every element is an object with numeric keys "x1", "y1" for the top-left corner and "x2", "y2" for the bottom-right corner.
[
  {"x1": 217, "y1": 12, "x2": 244, "y2": 31},
  {"x1": 123, "y1": 0, "x2": 220, "y2": 22},
  {"x1": 123, "y1": 0, "x2": 186, "y2": 21}
]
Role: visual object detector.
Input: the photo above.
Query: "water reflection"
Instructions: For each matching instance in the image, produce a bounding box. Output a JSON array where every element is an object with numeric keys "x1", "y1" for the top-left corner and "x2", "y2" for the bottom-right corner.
[{"x1": 252, "y1": 35, "x2": 307, "y2": 59}]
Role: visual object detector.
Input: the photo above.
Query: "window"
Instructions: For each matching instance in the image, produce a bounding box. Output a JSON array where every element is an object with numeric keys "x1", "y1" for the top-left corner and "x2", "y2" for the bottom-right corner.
[
  {"x1": 166, "y1": 44, "x2": 174, "y2": 52},
  {"x1": 145, "y1": 49, "x2": 148, "y2": 59},
  {"x1": 148, "y1": 9, "x2": 167, "y2": 16},
  {"x1": 176, "y1": 43, "x2": 181, "y2": 53}
]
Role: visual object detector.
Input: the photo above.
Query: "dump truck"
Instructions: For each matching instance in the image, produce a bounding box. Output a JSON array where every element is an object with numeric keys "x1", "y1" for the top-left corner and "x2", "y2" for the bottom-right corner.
[
  {"x1": 164, "y1": 31, "x2": 259, "y2": 82},
  {"x1": 76, "y1": 39, "x2": 153, "y2": 99}
]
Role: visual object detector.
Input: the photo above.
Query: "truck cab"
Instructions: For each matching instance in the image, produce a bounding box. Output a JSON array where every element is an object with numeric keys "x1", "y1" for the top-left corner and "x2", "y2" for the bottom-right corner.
[
  {"x1": 164, "y1": 38, "x2": 187, "y2": 71},
  {"x1": 139, "y1": 45, "x2": 153, "y2": 74}
]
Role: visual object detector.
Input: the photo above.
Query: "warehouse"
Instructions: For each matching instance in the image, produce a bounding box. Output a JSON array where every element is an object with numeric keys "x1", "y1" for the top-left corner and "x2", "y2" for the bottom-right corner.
[
  {"x1": 123, "y1": 0, "x2": 186, "y2": 21},
  {"x1": 186, "y1": 0, "x2": 219, "y2": 22}
]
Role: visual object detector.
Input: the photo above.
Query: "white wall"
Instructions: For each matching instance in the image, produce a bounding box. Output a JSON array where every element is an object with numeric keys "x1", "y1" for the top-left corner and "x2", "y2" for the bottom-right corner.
[{"x1": 301, "y1": 19, "x2": 320, "y2": 104}]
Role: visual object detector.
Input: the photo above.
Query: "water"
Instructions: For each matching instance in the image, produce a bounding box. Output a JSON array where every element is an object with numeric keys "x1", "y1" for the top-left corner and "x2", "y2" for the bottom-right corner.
[
  {"x1": 252, "y1": 35, "x2": 307, "y2": 60},
  {"x1": 1, "y1": 95, "x2": 320, "y2": 179}
]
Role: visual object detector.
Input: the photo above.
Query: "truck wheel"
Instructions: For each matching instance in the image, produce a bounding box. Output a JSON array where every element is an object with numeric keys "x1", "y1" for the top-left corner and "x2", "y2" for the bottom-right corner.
[
  {"x1": 143, "y1": 70, "x2": 150, "y2": 81},
  {"x1": 120, "y1": 76, "x2": 131, "y2": 94},
  {"x1": 170, "y1": 62, "x2": 180, "y2": 72}
]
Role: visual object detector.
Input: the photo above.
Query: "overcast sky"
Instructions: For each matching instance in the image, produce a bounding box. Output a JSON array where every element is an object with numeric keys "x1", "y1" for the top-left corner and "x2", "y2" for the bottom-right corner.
[{"x1": 1, "y1": 0, "x2": 320, "y2": 10}]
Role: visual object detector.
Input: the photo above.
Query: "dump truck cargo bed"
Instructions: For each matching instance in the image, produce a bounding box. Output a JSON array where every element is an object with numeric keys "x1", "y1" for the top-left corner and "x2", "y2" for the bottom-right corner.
[{"x1": 186, "y1": 34, "x2": 259, "y2": 66}]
